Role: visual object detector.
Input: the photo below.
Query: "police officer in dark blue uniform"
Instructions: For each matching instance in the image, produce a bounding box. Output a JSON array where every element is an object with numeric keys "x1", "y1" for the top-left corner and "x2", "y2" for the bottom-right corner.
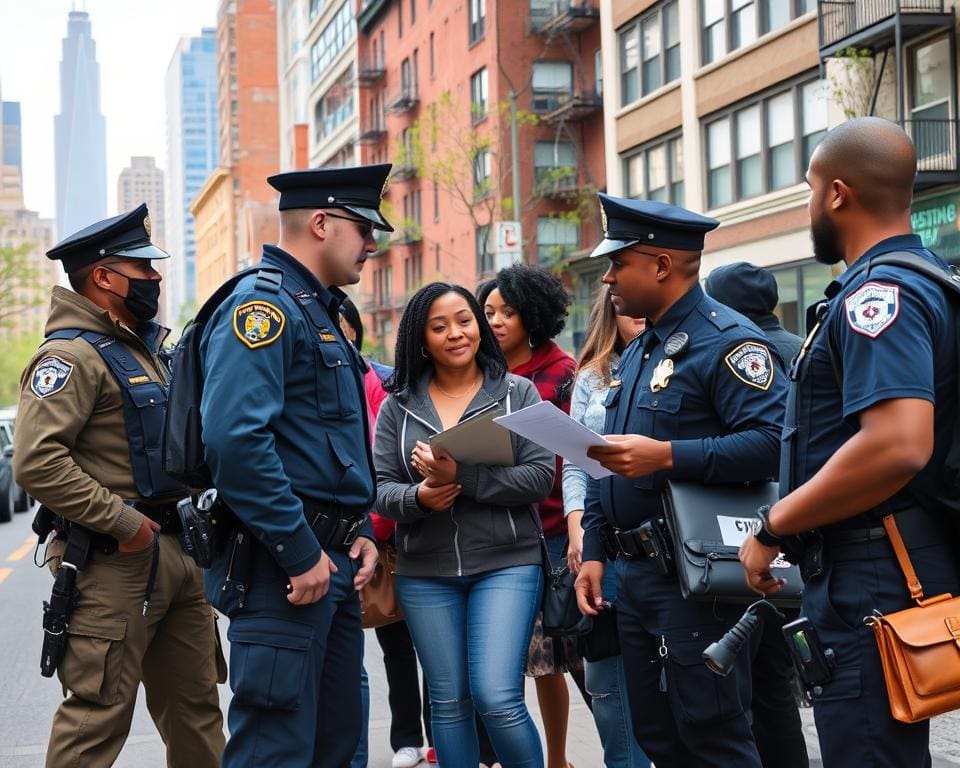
[
  {"x1": 740, "y1": 117, "x2": 960, "y2": 767},
  {"x1": 575, "y1": 194, "x2": 788, "y2": 767},
  {"x1": 200, "y1": 165, "x2": 390, "y2": 768}
]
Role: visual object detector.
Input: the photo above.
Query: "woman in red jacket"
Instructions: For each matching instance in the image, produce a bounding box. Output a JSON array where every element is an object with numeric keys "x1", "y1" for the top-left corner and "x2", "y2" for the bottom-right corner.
[{"x1": 479, "y1": 265, "x2": 585, "y2": 768}]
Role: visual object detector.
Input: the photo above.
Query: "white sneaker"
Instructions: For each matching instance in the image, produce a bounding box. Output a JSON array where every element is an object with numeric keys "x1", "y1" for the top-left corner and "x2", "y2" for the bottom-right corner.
[{"x1": 392, "y1": 747, "x2": 424, "y2": 768}]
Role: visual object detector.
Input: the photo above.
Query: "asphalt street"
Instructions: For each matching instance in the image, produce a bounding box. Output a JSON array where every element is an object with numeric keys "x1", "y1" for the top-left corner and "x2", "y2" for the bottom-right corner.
[{"x1": 1, "y1": 506, "x2": 959, "y2": 767}]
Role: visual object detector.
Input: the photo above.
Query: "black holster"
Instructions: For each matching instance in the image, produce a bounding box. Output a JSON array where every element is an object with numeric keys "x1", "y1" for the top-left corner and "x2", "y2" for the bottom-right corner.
[{"x1": 40, "y1": 524, "x2": 92, "y2": 678}]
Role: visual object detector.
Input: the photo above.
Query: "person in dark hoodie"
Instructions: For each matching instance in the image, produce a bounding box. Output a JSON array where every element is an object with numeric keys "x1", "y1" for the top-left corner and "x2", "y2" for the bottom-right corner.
[
  {"x1": 705, "y1": 262, "x2": 802, "y2": 364},
  {"x1": 374, "y1": 282, "x2": 555, "y2": 768},
  {"x1": 704, "y1": 261, "x2": 809, "y2": 768},
  {"x1": 478, "y1": 265, "x2": 586, "y2": 768}
]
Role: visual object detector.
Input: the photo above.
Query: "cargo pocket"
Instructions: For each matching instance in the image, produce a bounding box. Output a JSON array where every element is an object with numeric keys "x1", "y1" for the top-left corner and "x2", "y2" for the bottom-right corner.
[
  {"x1": 664, "y1": 635, "x2": 747, "y2": 724},
  {"x1": 58, "y1": 614, "x2": 127, "y2": 705},
  {"x1": 315, "y1": 343, "x2": 349, "y2": 418},
  {"x1": 227, "y1": 616, "x2": 314, "y2": 710},
  {"x1": 213, "y1": 613, "x2": 228, "y2": 684}
]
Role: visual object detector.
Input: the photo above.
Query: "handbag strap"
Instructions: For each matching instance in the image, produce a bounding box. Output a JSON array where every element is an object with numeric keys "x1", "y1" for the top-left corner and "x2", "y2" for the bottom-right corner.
[
  {"x1": 525, "y1": 506, "x2": 558, "y2": 572},
  {"x1": 882, "y1": 514, "x2": 925, "y2": 602}
]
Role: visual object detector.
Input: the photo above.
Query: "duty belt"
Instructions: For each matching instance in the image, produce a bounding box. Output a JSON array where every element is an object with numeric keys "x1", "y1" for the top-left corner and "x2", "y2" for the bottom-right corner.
[
  {"x1": 129, "y1": 500, "x2": 182, "y2": 535},
  {"x1": 822, "y1": 506, "x2": 944, "y2": 550},
  {"x1": 301, "y1": 499, "x2": 366, "y2": 551}
]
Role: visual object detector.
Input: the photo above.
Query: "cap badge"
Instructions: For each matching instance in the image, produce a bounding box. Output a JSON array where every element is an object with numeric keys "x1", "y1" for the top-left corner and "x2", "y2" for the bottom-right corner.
[
  {"x1": 381, "y1": 176, "x2": 390, "y2": 198},
  {"x1": 599, "y1": 202, "x2": 608, "y2": 235},
  {"x1": 143, "y1": 215, "x2": 152, "y2": 238}
]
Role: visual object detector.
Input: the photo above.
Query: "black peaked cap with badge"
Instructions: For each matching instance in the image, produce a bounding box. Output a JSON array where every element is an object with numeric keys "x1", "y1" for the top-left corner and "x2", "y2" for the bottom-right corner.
[
  {"x1": 267, "y1": 163, "x2": 395, "y2": 232},
  {"x1": 46, "y1": 203, "x2": 169, "y2": 273},
  {"x1": 590, "y1": 193, "x2": 720, "y2": 258}
]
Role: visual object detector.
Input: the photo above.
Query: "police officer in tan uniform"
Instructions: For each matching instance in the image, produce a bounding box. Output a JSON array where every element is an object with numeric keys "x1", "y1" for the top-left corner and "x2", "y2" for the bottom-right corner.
[{"x1": 14, "y1": 205, "x2": 225, "y2": 767}]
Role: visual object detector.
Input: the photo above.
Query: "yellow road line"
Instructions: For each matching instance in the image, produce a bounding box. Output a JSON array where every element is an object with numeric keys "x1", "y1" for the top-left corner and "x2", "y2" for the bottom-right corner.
[
  {"x1": 0, "y1": 568, "x2": 12, "y2": 585},
  {"x1": 7, "y1": 536, "x2": 36, "y2": 562}
]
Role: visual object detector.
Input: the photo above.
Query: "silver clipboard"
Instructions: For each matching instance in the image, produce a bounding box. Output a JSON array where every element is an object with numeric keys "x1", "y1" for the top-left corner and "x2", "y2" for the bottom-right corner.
[{"x1": 428, "y1": 406, "x2": 514, "y2": 466}]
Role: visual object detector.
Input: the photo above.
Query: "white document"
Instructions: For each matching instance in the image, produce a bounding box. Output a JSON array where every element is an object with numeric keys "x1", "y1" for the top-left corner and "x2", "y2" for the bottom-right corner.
[{"x1": 493, "y1": 401, "x2": 613, "y2": 480}]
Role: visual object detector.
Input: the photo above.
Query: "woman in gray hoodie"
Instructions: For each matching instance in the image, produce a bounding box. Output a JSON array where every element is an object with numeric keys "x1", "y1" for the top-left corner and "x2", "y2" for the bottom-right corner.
[{"x1": 373, "y1": 282, "x2": 555, "y2": 768}]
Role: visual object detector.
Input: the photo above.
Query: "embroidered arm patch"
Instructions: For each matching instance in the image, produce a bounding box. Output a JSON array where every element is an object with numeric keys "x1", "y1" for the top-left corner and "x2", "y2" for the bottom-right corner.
[
  {"x1": 724, "y1": 342, "x2": 773, "y2": 390},
  {"x1": 30, "y1": 356, "x2": 75, "y2": 398},
  {"x1": 844, "y1": 281, "x2": 900, "y2": 338},
  {"x1": 233, "y1": 300, "x2": 286, "y2": 349}
]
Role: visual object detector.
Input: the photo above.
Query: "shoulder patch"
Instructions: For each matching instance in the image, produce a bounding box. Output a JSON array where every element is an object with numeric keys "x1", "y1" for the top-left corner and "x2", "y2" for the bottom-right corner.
[
  {"x1": 724, "y1": 342, "x2": 774, "y2": 390},
  {"x1": 844, "y1": 281, "x2": 900, "y2": 338},
  {"x1": 233, "y1": 300, "x2": 286, "y2": 349},
  {"x1": 30, "y1": 356, "x2": 75, "y2": 399}
]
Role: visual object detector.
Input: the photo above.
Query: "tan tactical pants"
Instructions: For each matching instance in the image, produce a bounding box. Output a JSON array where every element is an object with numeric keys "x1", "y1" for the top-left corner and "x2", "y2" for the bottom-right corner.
[{"x1": 45, "y1": 533, "x2": 226, "y2": 768}]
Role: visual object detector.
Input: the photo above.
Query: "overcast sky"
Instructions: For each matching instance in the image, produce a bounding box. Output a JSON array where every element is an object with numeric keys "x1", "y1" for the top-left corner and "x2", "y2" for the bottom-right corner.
[{"x1": 0, "y1": 0, "x2": 219, "y2": 220}]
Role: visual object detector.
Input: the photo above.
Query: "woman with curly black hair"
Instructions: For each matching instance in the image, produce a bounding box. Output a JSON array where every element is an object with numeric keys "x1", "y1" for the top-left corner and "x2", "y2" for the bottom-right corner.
[
  {"x1": 478, "y1": 265, "x2": 585, "y2": 768},
  {"x1": 374, "y1": 282, "x2": 555, "y2": 768}
]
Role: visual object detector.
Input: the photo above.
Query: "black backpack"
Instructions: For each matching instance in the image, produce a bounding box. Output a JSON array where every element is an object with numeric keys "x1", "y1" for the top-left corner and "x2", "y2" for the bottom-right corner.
[{"x1": 162, "y1": 267, "x2": 281, "y2": 487}]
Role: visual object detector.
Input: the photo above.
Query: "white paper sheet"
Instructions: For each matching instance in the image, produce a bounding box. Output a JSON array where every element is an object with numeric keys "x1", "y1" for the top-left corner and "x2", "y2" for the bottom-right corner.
[{"x1": 493, "y1": 401, "x2": 613, "y2": 480}]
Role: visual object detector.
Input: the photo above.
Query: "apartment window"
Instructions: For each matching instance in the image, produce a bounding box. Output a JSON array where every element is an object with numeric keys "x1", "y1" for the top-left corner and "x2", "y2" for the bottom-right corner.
[
  {"x1": 403, "y1": 189, "x2": 423, "y2": 225},
  {"x1": 471, "y1": 68, "x2": 489, "y2": 121},
  {"x1": 705, "y1": 77, "x2": 825, "y2": 208},
  {"x1": 595, "y1": 49, "x2": 603, "y2": 95},
  {"x1": 622, "y1": 135, "x2": 684, "y2": 205},
  {"x1": 401, "y1": 58, "x2": 416, "y2": 96},
  {"x1": 433, "y1": 180, "x2": 440, "y2": 221},
  {"x1": 404, "y1": 252, "x2": 423, "y2": 292},
  {"x1": 430, "y1": 32, "x2": 435, "y2": 78},
  {"x1": 473, "y1": 148, "x2": 491, "y2": 195},
  {"x1": 767, "y1": 260, "x2": 835, "y2": 335},
  {"x1": 476, "y1": 225, "x2": 494, "y2": 274},
  {"x1": 619, "y1": 2, "x2": 679, "y2": 105},
  {"x1": 412, "y1": 48, "x2": 420, "y2": 94},
  {"x1": 470, "y1": 0, "x2": 486, "y2": 43},
  {"x1": 537, "y1": 217, "x2": 580, "y2": 264},
  {"x1": 310, "y1": 3, "x2": 355, "y2": 82},
  {"x1": 534, "y1": 140, "x2": 577, "y2": 184},
  {"x1": 911, "y1": 36, "x2": 951, "y2": 122},
  {"x1": 314, "y1": 69, "x2": 354, "y2": 142},
  {"x1": 532, "y1": 61, "x2": 573, "y2": 112},
  {"x1": 309, "y1": 0, "x2": 324, "y2": 22},
  {"x1": 702, "y1": 0, "x2": 813, "y2": 65},
  {"x1": 411, "y1": 0, "x2": 416, "y2": 25}
]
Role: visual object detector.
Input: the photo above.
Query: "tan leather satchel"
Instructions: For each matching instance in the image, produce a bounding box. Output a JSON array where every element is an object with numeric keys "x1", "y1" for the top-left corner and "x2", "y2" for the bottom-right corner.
[
  {"x1": 866, "y1": 515, "x2": 960, "y2": 723},
  {"x1": 359, "y1": 544, "x2": 404, "y2": 630}
]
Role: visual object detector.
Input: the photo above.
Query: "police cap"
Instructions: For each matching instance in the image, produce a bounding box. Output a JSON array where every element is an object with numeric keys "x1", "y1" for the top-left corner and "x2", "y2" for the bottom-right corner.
[
  {"x1": 46, "y1": 203, "x2": 169, "y2": 273},
  {"x1": 590, "y1": 193, "x2": 720, "y2": 258},
  {"x1": 267, "y1": 163, "x2": 394, "y2": 232}
]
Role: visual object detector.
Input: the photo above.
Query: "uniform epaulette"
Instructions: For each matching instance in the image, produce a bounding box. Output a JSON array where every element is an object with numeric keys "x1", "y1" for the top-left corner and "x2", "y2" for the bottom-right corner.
[{"x1": 254, "y1": 268, "x2": 283, "y2": 294}]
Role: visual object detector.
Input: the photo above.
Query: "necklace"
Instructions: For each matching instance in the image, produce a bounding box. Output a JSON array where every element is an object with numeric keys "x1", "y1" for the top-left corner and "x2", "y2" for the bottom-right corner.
[{"x1": 432, "y1": 375, "x2": 482, "y2": 399}]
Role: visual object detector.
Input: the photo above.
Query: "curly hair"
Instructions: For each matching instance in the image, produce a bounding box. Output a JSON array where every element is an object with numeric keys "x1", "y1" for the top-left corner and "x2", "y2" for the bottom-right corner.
[
  {"x1": 476, "y1": 264, "x2": 571, "y2": 348},
  {"x1": 384, "y1": 282, "x2": 507, "y2": 395}
]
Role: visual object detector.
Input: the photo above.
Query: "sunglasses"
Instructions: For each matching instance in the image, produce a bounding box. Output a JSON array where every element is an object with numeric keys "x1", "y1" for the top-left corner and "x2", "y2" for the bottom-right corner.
[{"x1": 324, "y1": 211, "x2": 374, "y2": 239}]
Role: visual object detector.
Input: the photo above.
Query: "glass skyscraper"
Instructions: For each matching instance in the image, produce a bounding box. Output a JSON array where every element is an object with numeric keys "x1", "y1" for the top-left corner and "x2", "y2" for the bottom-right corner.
[{"x1": 164, "y1": 29, "x2": 218, "y2": 325}]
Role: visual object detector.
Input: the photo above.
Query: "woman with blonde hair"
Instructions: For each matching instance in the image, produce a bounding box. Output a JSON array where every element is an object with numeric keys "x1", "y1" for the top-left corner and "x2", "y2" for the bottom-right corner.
[{"x1": 562, "y1": 283, "x2": 649, "y2": 768}]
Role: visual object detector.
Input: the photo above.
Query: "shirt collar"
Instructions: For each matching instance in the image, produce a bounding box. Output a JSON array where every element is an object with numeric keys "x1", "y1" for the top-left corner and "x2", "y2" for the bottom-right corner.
[
  {"x1": 261, "y1": 244, "x2": 346, "y2": 314},
  {"x1": 650, "y1": 282, "x2": 704, "y2": 343},
  {"x1": 825, "y1": 234, "x2": 923, "y2": 298}
]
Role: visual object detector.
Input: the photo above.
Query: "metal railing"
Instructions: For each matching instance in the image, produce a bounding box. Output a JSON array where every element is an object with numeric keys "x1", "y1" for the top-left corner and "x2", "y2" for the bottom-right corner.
[
  {"x1": 818, "y1": 0, "x2": 944, "y2": 49},
  {"x1": 904, "y1": 118, "x2": 959, "y2": 173},
  {"x1": 530, "y1": 0, "x2": 599, "y2": 32}
]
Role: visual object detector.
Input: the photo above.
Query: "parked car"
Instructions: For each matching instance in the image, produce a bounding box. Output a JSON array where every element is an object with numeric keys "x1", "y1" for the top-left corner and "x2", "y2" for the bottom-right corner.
[{"x1": 0, "y1": 407, "x2": 30, "y2": 523}]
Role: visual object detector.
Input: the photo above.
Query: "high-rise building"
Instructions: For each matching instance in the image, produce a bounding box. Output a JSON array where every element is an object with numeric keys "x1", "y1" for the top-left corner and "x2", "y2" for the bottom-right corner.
[
  {"x1": 53, "y1": 10, "x2": 107, "y2": 240},
  {"x1": 276, "y1": 0, "x2": 311, "y2": 170},
  {"x1": 117, "y1": 156, "x2": 166, "y2": 248},
  {"x1": 355, "y1": 0, "x2": 606, "y2": 357},
  {"x1": 164, "y1": 29, "x2": 219, "y2": 326},
  {"x1": 0, "y1": 81, "x2": 24, "y2": 210},
  {"x1": 191, "y1": 0, "x2": 280, "y2": 304}
]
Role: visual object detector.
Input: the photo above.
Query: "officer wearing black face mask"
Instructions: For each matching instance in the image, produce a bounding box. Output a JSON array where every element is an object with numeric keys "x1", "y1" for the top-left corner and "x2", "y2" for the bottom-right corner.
[{"x1": 14, "y1": 203, "x2": 226, "y2": 767}]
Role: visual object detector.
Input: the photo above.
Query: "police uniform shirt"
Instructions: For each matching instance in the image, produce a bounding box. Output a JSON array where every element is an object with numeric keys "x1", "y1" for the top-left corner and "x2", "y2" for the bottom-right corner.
[
  {"x1": 581, "y1": 283, "x2": 788, "y2": 562},
  {"x1": 199, "y1": 244, "x2": 375, "y2": 576},
  {"x1": 782, "y1": 234, "x2": 958, "y2": 527}
]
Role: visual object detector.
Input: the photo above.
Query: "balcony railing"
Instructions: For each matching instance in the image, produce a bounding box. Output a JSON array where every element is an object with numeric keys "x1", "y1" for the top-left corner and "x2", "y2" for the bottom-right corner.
[
  {"x1": 818, "y1": 0, "x2": 945, "y2": 51},
  {"x1": 530, "y1": 1, "x2": 599, "y2": 35},
  {"x1": 386, "y1": 88, "x2": 419, "y2": 114},
  {"x1": 358, "y1": 121, "x2": 387, "y2": 144},
  {"x1": 535, "y1": 168, "x2": 579, "y2": 198},
  {"x1": 391, "y1": 160, "x2": 418, "y2": 181},
  {"x1": 536, "y1": 90, "x2": 603, "y2": 123},
  {"x1": 357, "y1": 56, "x2": 386, "y2": 85},
  {"x1": 905, "y1": 118, "x2": 960, "y2": 177},
  {"x1": 392, "y1": 225, "x2": 423, "y2": 245}
]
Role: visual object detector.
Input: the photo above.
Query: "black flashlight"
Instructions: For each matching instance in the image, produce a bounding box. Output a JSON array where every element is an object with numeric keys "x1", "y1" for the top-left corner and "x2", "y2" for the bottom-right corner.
[{"x1": 702, "y1": 600, "x2": 785, "y2": 676}]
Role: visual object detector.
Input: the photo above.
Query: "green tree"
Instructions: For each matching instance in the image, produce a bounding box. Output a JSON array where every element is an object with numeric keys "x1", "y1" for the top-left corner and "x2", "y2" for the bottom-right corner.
[
  {"x1": 829, "y1": 47, "x2": 880, "y2": 119},
  {"x1": 0, "y1": 238, "x2": 44, "y2": 330},
  {"x1": 0, "y1": 332, "x2": 42, "y2": 406}
]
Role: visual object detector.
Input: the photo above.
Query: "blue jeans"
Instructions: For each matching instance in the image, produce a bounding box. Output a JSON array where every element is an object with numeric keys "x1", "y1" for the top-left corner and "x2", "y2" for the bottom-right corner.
[
  {"x1": 397, "y1": 565, "x2": 543, "y2": 768},
  {"x1": 584, "y1": 558, "x2": 650, "y2": 768}
]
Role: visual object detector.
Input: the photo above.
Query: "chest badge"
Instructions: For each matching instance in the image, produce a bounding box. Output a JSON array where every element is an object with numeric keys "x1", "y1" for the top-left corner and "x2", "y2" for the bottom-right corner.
[{"x1": 649, "y1": 358, "x2": 674, "y2": 392}]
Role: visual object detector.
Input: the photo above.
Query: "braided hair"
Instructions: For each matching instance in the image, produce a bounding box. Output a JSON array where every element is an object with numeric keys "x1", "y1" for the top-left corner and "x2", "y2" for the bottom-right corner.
[
  {"x1": 476, "y1": 264, "x2": 571, "y2": 348},
  {"x1": 384, "y1": 282, "x2": 507, "y2": 395}
]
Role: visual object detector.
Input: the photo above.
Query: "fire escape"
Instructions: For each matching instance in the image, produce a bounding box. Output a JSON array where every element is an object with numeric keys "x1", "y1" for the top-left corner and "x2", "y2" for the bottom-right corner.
[{"x1": 818, "y1": 0, "x2": 959, "y2": 188}]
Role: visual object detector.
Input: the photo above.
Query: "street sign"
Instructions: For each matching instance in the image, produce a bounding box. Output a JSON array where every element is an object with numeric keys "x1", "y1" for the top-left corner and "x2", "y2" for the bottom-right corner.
[{"x1": 494, "y1": 221, "x2": 522, "y2": 269}]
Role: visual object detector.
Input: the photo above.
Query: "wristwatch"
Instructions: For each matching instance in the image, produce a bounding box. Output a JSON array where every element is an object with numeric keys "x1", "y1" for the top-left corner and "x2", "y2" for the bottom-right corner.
[{"x1": 754, "y1": 505, "x2": 783, "y2": 547}]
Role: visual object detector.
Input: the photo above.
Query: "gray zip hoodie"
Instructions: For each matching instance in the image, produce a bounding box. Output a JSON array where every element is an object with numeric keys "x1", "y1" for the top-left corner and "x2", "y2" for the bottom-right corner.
[{"x1": 373, "y1": 370, "x2": 554, "y2": 577}]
